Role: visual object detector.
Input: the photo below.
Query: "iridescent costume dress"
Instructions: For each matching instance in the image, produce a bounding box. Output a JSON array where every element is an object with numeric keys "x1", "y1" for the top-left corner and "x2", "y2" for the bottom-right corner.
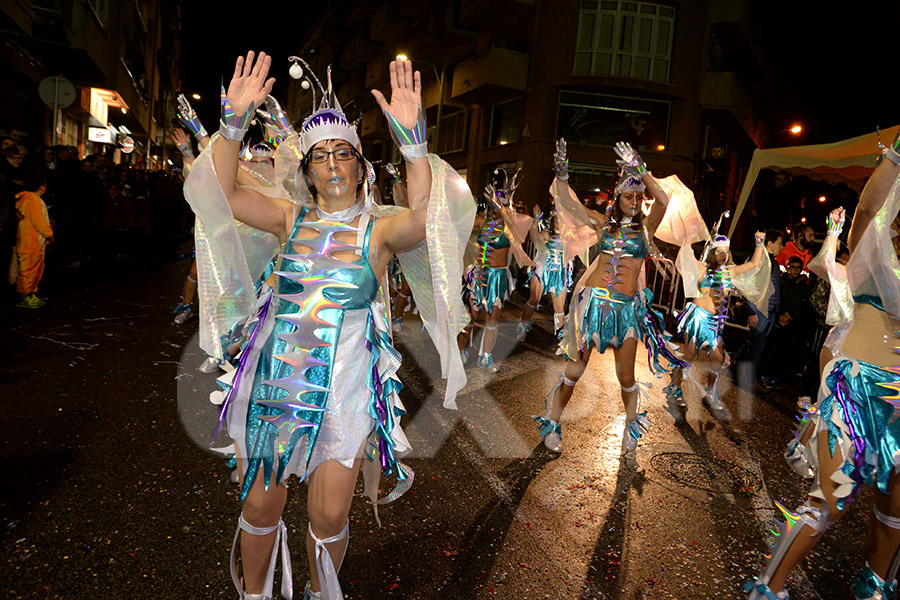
[
  {"x1": 745, "y1": 135, "x2": 900, "y2": 600},
  {"x1": 185, "y1": 58, "x2": 474, "y2": 600}
]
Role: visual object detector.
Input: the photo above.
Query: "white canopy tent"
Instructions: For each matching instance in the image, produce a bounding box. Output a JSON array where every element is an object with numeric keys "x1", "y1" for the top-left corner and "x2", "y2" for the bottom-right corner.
[{"x1": 728, "y1": 125, "x2": 900, "y2": 236}]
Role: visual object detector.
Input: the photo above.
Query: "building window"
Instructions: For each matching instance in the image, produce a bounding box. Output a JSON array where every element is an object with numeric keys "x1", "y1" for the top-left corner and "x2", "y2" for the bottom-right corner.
[
  {"x1": 575, "y1": 1, "x2": 675, "y2": 83},
  {"x1": 556, "y1": 90, "x2": 670, "y2": 150},
  {"x1": 437, "y1": 110, "x2": 469, "y2": 155},
  {"x1": 488, "y1": 97, "x2": 525, "y2": 147}
]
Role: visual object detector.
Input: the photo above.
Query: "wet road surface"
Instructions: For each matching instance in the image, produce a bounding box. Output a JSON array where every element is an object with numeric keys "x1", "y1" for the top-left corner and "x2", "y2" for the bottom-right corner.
[{"x1": 1, "y1": 257, "x2": 874, "y2": 599}]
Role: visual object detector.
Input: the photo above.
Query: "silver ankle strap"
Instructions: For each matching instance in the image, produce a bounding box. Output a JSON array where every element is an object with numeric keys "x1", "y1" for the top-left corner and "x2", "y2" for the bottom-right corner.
[
  {"x1": 231, "y1": 513, "x2": 292, "y2": 600},
  {"x1": 308, "y1": 520, "x2": 349, "y2": 600}
]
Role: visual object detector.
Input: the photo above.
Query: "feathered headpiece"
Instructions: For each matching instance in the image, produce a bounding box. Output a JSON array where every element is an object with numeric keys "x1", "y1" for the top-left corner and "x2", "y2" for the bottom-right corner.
[{"x1": 484, "y1": 168, "x2": 522, "y2": 209}]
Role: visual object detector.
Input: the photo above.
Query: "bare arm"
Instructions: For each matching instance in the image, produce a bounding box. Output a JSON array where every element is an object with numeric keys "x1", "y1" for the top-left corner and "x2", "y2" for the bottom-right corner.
[
  {"x1": 728, "y1": 231, "x2": 767, "y2": 276},
  {"x1": 642, "y1": 171, "x2": 669, "y2": 235},
  {"x1": 212, "y1": 51, "x2": 288, "y2": 239},
  {"x1": 848, "y1": 153, "x2": 900, "y2": 252},
  {"x1": 372, "y1": 59, "x2": 431, "y2": 254}
]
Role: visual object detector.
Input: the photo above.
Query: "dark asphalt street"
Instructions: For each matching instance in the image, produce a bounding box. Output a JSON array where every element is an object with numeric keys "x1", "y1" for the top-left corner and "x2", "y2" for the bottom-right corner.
[{"x1": 1, "y1": 256, "x2": 875, "y2": 599}]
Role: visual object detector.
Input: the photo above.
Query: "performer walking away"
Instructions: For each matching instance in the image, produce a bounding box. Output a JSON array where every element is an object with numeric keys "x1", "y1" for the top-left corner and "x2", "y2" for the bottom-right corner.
[
  {"x1": 185, "y1": 52, "x2": 473, "y2": 600},
  {"x1": 516, "y1": 197, "x2": 572, "y2": 343},
  {"x1": 458, "y1": 169, "x2": 533, "y2": 370},
  {"x1": 535, "y1": 139, "x2": 685, "y2": 454},
  {"x1": 745, "y1": 131, "x2": 900, "y2": 600},
  {"x1": 663, "y1": 206, "x2": 772, "y2": 419}
]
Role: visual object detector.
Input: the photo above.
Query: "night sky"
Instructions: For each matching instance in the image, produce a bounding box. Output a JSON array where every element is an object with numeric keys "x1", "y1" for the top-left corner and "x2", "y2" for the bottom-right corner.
[{"x1": 179, "y1": 1, "x2": 900, "y2": 147}]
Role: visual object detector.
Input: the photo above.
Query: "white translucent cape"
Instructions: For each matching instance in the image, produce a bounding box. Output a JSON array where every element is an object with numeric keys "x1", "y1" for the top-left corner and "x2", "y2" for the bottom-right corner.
[
  {"x1": 550, "y1": 179, "x2": 598, "y2": 265},
  {"x1": 184, "y1": 134, "x2": 476, "y2": 408},
  {"x1": 653, "y1": 175, "x2": 773, "y2": 315},
  {"x1": 807, "y1": 234, "x2": 853, "y2": 325},
  {"x1": 847, "y1": 172, "x2": 900, "y2": 318},
  {"x1": 653, "y1": 175, "x2": 710, "y2": 299}
]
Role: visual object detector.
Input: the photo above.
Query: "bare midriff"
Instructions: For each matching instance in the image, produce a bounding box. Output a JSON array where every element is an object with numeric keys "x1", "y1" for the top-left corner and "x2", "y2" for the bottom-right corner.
[
  {"x1": 840, "y1": 302, "x2": 900, "y2": 367},
  {"x1": 584, "y1": 253, "x2": 642, "y2": 296}
]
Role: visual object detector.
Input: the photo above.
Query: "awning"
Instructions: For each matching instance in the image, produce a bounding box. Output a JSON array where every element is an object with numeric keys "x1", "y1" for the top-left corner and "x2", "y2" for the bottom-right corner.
[{"x1": 729, "y1": 124, "x2": 900, "y2": 236}]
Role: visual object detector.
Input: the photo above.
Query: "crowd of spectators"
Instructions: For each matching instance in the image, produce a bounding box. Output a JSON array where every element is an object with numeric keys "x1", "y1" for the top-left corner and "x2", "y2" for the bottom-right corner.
[{"x1": 1, "y1": 132, "x2": 193, "y2": 306}]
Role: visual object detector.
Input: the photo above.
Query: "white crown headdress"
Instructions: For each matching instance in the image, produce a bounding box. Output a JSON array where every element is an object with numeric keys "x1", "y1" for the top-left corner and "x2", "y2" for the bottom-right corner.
[
  {"x1": 614, "y1": 173, "x2": 646, "y2": 196},
  {"x1": 710, "y1": 235, "x2": 731, "y2": 249},
  {"x1": 289, "y1": 58, "x2": 361, "y2": 155}
]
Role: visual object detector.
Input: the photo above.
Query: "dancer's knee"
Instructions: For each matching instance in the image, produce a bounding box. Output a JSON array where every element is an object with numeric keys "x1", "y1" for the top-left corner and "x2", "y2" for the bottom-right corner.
[
  {"x1": 308, "y1": 500, "x2": 351, "y2": 537},
  {"x1": 242, "y1": 486, "x2": 287, "y2": 527},
  {"x1": 616, "y1": 370, "x2": 636, "y2": 389},
  {"x1": 564, "y1": 361, "x2": 586, "y2": 383}
]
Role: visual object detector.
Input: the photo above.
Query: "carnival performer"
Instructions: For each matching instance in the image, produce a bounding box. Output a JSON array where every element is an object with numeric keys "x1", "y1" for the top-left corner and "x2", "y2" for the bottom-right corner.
[
  {"x1": 184, "y1": 52, "x2": 473, "y2": 600},
  {"x1": 745, "y1": 132, "x2": 900, "y2": 600},
  {"x1": 661, "y1": 204, "x2": 772, "y2": 418},
  {"x1": 534, "y1": 138, "x2": 686, "y2": 454},
  {"x1": 515, "y1": 196, "x2": 572, "y2": 343},
  {"x1": 171, "y1": 94, "x2": 209, "y2": 326},
  {"x1": 783, "y1": 207, "x2": 853, "y2": 480},
  {"x1": 458, "y1": 169, "x2": 534, "y2": 370},
  {"x1": 384, "y1": 163, "x2": 416, "y2": 332}
]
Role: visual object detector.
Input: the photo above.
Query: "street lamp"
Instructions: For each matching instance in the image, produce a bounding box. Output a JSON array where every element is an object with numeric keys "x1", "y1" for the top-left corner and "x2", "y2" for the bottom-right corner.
[
  {"x1": 395, "y1": 54, "x2": 408, "y2": 62},
  {"x1": 758, "y1": 124, "x2": 803, "y2": 148},
  {"x1": 191, "y1": 93, "x2": 201, "y2": 100}
]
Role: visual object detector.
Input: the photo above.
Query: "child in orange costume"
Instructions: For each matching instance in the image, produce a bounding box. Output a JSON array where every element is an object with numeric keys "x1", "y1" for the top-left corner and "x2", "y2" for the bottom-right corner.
[{"x1": 14, "y1": 171, "x2": 52, "y2": 308}]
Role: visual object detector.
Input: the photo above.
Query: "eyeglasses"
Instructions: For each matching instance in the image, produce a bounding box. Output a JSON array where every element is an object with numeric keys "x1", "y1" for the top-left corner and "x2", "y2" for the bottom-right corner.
[{"x1": 308, "y1": 147, "x2": 357, "y2": 164}]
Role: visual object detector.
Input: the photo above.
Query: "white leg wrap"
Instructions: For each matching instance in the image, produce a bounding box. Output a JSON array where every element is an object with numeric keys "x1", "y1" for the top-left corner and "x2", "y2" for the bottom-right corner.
[
  {"x1": 231, "y1": 513, "x2": 292, "y2": 600},
  {"x1": 526, "y1": 301, "x2": 538, "y2": 309},
  {"x1": 553, "y1": 312, "x2": 564, "y2": 330},
  {"x1": 874, "y1": 506, "x2": 900, "y2": 582},
  {"x1": 186, "y1": 275, "x2": 198, "y2": 283},
  {"x1": 308, "y1": 520, "x2": 349, "y2": 600},
  {"x1": 874, "y1": 505, "x2": 900, "y2": 530}
]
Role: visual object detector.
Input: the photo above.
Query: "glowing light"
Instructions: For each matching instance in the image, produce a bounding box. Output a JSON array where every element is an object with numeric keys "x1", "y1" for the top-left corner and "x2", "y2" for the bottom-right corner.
[
  {"x1": 396, "y1": 54, "x2": 408, "y2": 62},
  {"x1": 191, "y1": 93, "x2": 201, "y2": 100},
  {"x1": 656, "y1": 144, "x2": 666, "y2": 151},
  {"x1": 499, "y1": 140, "x2": 508, "y2": 146},
  {"x1": 121, "y1": 107, "x2": 127, "y2": 114},
  {"x1": 790, "y1": 125, "x2": 802, "y2": 134},
  {"x1": 818, "y1": 195, "x2": 826, "y2": 203},
  {"x1": 801, "y1": 217, "x2": 807, "y2": 223}
]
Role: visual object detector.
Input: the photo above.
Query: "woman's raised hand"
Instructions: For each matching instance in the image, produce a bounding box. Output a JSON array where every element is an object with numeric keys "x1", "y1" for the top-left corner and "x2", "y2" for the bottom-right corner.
[
  {"x1": 226, "y1": 51, "x2": 275, "y2": 116},
  {"x1": 371, "y1": 58, "x2": 422, "y2": 130}
]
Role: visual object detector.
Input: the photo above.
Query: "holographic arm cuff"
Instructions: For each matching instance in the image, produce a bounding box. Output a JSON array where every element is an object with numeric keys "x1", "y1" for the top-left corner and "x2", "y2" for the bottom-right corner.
[
  {"x1": 881, "y1": 128, "x2": 900, "y2": 166},
  {"x1": 257, "y1": 95, "x2": 296, "y2": 142},
  {"x1": 826, "y1": 211, "x2": 845, "y2": 236},
  {"x1": 176, "y1": 93, "x2": 208, "y2": 141},
  {"x1": 385, "y1": 107, "x2": 427, "y2": 162},
  {"x1": 219, "y1": 86, "x2": 255, "y2": 142}
]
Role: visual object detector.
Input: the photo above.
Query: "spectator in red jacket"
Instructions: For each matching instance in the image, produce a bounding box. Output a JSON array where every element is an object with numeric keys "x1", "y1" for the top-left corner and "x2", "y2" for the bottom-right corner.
[{"x1": 776, "y1": 222, "x2": 815, "y2": 270}]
